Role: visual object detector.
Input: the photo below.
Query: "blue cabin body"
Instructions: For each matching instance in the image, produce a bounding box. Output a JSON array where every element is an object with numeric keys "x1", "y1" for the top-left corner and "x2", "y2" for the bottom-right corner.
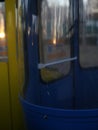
[{"x1": 20, "y1": 0, "x2": 98, "y2": 129}]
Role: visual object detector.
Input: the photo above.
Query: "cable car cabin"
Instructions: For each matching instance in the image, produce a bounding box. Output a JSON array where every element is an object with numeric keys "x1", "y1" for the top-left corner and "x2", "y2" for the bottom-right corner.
[
  {"x1": 0, "y1": 0, "x2": 26, "y2": 130},
  {"x1": 20, "y1": 0, "x2": 98, "y2": 130}
]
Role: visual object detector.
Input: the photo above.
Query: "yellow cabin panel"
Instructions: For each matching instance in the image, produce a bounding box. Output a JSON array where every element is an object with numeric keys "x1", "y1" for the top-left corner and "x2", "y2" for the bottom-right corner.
[
  {"x1": 0, "y1": 63, "x2": 11, "y2": 130},
  {"x1": 17, "y1": 1, "x2": 25, "y2": 88},
  {"x1": 5, "y1": 0, "x2": 26, "y2": 129}
]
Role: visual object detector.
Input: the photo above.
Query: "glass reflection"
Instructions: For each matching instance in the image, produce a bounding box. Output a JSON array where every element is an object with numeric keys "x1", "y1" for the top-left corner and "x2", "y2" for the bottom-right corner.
[
  {"x1": 0, "y1": 3, "x2": 5, "y2": 39},
  {"x1": 39, "y1": 0, "x2": 72, "y2": 82},
  {"x1": 47, "y1": 0, "x2": 69, "y2": 7},
  {"x1": 0, "y1": 2, "x2": 7, "y2": 61},
  {"x1": 41, "y1": 0, "x2": 70, "y2": 44},
  {"x1": 79, "y1": 0, "x2": 98, "y2": 67}
]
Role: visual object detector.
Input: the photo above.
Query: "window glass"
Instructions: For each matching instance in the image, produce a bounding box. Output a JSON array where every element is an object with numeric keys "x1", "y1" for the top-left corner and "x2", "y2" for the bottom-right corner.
[
  {"x1": 79, "y1": 0, "x2": 98, "y2": 68},
  {"x1": 0, "y1": 2, "x2": 7, "y2": 61},
  {"x1": 39, "y1": 0, "x2": 73, "y2": 82}
]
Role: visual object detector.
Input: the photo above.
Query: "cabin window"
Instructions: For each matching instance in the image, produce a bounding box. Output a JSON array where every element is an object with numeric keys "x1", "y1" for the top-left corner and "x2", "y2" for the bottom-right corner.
[
  {"x1": 79, "y1": 0, "x2": 98, "y2": 68},
  {"x1": 39, "y1": 0, "x2": 73, "y2": 82},
  {"x1": 0, "y1": 2, "x2": 7, "y2": 61}
]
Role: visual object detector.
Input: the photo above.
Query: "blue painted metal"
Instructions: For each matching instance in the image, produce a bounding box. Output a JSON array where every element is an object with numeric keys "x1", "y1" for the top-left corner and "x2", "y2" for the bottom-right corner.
[
  {"x1": 20, "y1": 96, "x2": 98, "y2": 130},
  {"x1": 20, "y1": 0, "x2": 98, "y2": 129},
  {"x1": 25, "y1": 0, "x2": 74, "y2": 108}
]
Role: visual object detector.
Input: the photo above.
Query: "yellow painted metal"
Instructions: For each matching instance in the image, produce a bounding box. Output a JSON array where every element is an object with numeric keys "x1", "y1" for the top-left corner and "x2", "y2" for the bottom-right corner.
[
  {"x1": 0, "y1": 63, "x2": 11, "y2": 130},
  {"x1": 3, "y1": 0, "x2": 26, "y2": 129},
  {"x1": 0, "y1": 0, "x2": 25, "y2": 129},
  {"x1": 17, "y1": 0, "x2": 25, "y2": 89}
]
